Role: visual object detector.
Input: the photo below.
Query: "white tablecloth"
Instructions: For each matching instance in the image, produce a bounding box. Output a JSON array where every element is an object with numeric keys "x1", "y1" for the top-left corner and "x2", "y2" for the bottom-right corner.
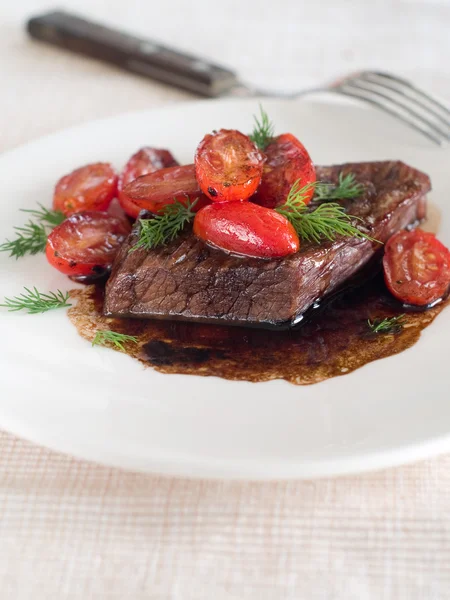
[{"x1": 1, "y1": 1, "x2": 450, "y2": 598}]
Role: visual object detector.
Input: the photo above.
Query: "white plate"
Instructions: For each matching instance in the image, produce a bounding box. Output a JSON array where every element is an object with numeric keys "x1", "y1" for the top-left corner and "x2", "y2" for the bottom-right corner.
[{"x1": 0, "y1": 96, "x2": 449, "y2": 480}]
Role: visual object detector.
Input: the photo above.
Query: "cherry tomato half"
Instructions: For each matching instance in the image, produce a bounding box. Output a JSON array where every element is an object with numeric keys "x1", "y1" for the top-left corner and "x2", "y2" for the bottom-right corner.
[
  {"x1": 53, "y1": 163, "x2": 118, "y2": 216},
  {"x1": 193, "y1": 201, "x2": 299, "y2": 259},
  {"x1": 383, "y1": 229, "x2": 450, "y2": 307},
  {"x1": 253, "y1": 134, "x2": 316, "y2": 208},
  {"x1": 117, "y1": 193, "x2": 143, "y2": 221},
  {"x1": 121, "y1": 164, "x2": 209, "y2": 214},
  {"x1": 46, "y1": 211, "x2": 131, "y2": 277},
  {"x1": 118, "y1": 148, "x2": 179, "y2": 218},
  {"x1": 195, "y1": 129, "x2": 264, "y2": 202}
]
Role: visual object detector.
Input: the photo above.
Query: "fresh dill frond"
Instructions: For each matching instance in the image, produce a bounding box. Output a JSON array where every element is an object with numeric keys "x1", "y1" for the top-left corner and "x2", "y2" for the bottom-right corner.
[
  {"x1": 249, "y1": 104, "x2": 274, "y2": 150},
  {"x1": 0, "y1": 287, "x2": 71, "y2": 314},
  {"x1": 1, "y1": 203, "x2": 66, "y2": 259},
  {"x1": 0, "y1": 222, "x2": 49, "y2": 258},
  {"x1": 368, "y1": 314, "x2": 406, "y2": 335},
  {"x1": 21, "y1": 203, "x2": 66, "y2": 227},
  {"x1": 275, "y1": 179, "x2": 378, "y2": 244},
  {"x1": 131, "y1": 198, "x2": 198, "y2": 252},
  {"x1": 315, "y1": 173, "x2": 365, "y2": 202},
  {"x1": 92, "y1": 330, "x2": 139, "y2": 351}
]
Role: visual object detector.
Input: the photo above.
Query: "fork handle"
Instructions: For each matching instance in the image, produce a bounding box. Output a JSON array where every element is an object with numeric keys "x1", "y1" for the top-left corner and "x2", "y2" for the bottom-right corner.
[{"x1": 27, "y1": 10, "x2": 239, "y2": 97}]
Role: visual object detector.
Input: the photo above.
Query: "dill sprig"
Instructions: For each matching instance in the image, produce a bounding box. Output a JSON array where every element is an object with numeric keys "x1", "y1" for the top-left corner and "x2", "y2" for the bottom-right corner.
[
  {"x1": 249, "y1": 105, "x2": 274, "y2": 150},
  {"x1": 276, "y1": 180, "x2": 378, "y2": 244},
  {"x1": 92, "y1": 330, "x2": 139, "y2": 351},
  {"x1": 131, "y1": 198, "x2": 198, "y2": 252},
  {"x1": 314, "y1": 173, "x2": 365, "y2": 201},
  {"x1": 368, "y1": 314, "x2": 406, "y2": 335},
  {"x1": 21, "y1": 203, "x2": 66, "y2": 227},
  {"x1": 0, "y1": 222, "x2": 48, "y2": 258},
  {"x1": 0, "y1": 287, "x2": 71, "y2": 314},
  {"x1": 0, "y1": 203, "x2": 66, "y2": 259}
]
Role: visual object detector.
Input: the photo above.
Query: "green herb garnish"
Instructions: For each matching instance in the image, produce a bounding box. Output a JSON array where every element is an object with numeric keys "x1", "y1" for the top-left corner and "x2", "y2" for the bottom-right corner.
[
  {"x1": 0, "y1": 204, "x2": 65, "y2": 259},
  {"x1": 0, "y1": 287, "x2": 71, "y2": 314},
  {"x1": 0, "y1": 222, "x2": 48, "y2": 258},
  {"x1": 368, "y1": 314, "x2": 406, "y2": 335},
  {"x1": 276, "y1": 180, "x2": 378, "y2": 244},
  {"x1": 249, "y1": 104, "x2": 274, "y2": 150},
  {"x1": 131, "y1": 199, "x2": 198, "y2": 251},
  {"x1": 315, "y1": 173, "x2": 365, "y2": 202},
  {"x1": 21, "y1": 203, "x2": 65, "y2": 227},
  {"x1": 92, "y1": 330, "x2": 139, "y2": 351}
]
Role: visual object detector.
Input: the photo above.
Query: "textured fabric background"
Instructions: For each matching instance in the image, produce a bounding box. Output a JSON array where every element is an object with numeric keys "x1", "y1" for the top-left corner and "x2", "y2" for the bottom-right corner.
[{"x1": 1, "y1": 1, "x2": 450, "y2": 598}]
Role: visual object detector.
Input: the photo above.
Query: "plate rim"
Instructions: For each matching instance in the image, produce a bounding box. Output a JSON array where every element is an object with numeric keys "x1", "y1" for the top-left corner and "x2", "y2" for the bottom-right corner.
[
  {"x1": 1, "y1": 94, "x2": 449, "y2": 480},
  {"x1": 1, "y1": 408, "x2": 449, "y2": 479}
]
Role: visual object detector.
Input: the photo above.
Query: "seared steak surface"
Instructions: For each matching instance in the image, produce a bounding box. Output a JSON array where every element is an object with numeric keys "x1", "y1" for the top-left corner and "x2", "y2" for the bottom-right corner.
[{"x1": 104, "y1": 161, "x2": 430, "y2": 327}]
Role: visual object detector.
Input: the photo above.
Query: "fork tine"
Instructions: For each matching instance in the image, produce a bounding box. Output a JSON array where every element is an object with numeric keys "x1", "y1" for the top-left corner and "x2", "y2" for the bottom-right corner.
[
  {"x1": 336, "y1": 86, "x2": 445, "y2": 146},
  {"x1": 364, "y1": 71, "x2": 450, "y2": 120},
  {"x1": 359, "y1": 72, "x2": 450, "y2": 131},
  {"x1": 339, "y1": 80, "x2": 450, "y2": 142}
]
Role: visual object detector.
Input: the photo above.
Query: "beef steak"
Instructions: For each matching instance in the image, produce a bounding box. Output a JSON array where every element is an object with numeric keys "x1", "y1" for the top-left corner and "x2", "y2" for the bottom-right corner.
[{"x1": 104, "y1": 161, "x2": 430, "y2": 328}]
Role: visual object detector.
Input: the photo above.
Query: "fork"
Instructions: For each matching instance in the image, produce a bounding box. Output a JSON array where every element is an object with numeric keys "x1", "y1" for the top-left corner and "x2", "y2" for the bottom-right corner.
[
  {"x1": 233, "y1": 70, "x2": 450, "y2": 147},
  {"x1": 28, "y1": 10, "x2": 450, "y2": 146},
  {"x1": 323, "y1": 71, "x2": 450, "y2": 146}
]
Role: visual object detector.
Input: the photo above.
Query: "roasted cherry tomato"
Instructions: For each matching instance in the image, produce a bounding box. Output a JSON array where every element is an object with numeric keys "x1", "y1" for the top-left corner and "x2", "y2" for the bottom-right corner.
[
  {"x1": 195, "y1": 129, "x2": 264, "y2": 202},
  {"x1": 383, "y1": 229, "x2": 450, "y2": 307},
  {"x1": 46, "y1": 211, "x2": 131, "y2": 277},
  {"x1": 117, "y1": 193, "x2": 143, "y2": 221},
  {"x1": 193, "y1": 201, "x2": 299, "y2": 259},
  {"x1": 122, "y1": 164, "x2": 208, "y2": 214},
  {"x1": 106, "y1": 197, "x2": 129, "y2": 223},
  {"x1": 118, "y1": 148, "x2": 179, "y2": 218},
  {"x1": 53, "y1": 163, "x2": 118, "y2": 216},
  {"x1": 253, "y1": 134, "x2": 316, "y2": 208}
]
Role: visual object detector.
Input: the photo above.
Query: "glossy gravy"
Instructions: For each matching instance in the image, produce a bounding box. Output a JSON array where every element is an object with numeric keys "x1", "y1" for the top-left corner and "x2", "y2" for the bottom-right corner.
[{"x1": 68, "y1": 270, "x2": 448, "y2": 385}]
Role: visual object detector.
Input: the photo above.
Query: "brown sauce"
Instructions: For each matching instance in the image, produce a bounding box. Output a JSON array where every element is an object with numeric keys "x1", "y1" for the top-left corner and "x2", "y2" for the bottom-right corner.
[{"x1": 68, "y1": 270, "x2": 448, "y2": 385}]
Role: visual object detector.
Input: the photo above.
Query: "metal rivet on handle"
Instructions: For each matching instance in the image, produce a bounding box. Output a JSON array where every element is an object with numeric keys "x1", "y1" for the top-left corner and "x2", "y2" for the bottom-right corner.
[
  {"x1": 139, "y1": 41, "x2": 159, "y2": 55},
  {"x1": 191, "y1": 61, "x2": 210, "y2": 73}
]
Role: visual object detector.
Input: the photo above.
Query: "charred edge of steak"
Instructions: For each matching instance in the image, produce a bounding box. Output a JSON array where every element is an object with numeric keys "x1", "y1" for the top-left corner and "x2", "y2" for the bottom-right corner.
[{"x1": 103, "y1": 161, "x2": 431, "y2": 329}]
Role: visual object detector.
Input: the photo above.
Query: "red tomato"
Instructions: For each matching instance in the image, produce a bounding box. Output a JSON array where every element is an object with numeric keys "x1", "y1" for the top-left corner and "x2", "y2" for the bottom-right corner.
[
  {"x1": 253, "y1": 134, "x2": 316, "y2": 208},
  {"x1": 383, "y1": 229, "x2": 450, "y2": 306},
  {"x1": 106, "y1": 198, "x2": 129, "y2": 223},
  {"x1": 118, "y1": 148, "x2": 179, "y2": 218},
  {"x1": 117, "y1": 193, "x2": 142, "y2": 220},
  {"x1": 195, "y1": 129, "x2": 264, "y2": 202},
  {"x1": 121, "y1": 164, "x2": 208, "y2": 214},
  {"x1": 193, "y1": 201, "x2": 299, "y2": 259},
  {"x1": 46, "y1": 212, "x2": 131, "y2": 277},
  {"x1": 53, "y1": 163, "x2": 118, "y2": 216}
]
